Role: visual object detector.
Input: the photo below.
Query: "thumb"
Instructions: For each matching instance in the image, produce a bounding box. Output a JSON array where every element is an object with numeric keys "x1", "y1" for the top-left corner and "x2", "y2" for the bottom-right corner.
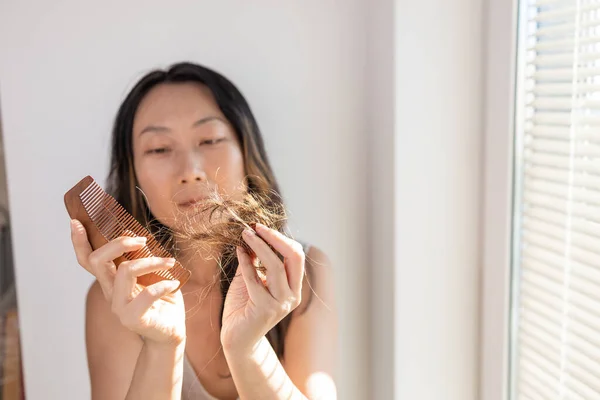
[{"x1": 70, "y1": 219, "x2": 94, "y2": 273}]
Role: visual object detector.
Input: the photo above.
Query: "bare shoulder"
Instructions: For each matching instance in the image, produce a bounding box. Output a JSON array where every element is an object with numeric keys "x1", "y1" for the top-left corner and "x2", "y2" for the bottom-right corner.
[
  {"x1": 85, "y1": 280, "x2": 110, "y2": 319},
  {"x1": 86, "y1": 280, "x2": 139, "y2": 340},
  {"x1": 284, "y1": 245, "x2": 338, "y2": 398},
  {"x1": 305, "y1": 245, "x2": 330, "y2": 266},
  {"x1": 86, "y1": 281, "x2": 143, "y2": 399},
  {"x1": 295, "y1": 244, "x2": 336, "y2": 315}
]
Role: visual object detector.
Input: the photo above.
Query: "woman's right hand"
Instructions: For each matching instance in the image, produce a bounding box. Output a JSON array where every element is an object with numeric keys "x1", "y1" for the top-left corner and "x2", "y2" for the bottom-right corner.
[{"x1": 69, "y1": 219, "x2": 186, "y2": 346}]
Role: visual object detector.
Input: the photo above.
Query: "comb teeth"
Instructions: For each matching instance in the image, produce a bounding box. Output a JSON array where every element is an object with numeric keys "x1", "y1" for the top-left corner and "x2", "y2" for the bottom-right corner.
[{"x1": 79, "y1": 180, "x2": 190, "y2": 284}]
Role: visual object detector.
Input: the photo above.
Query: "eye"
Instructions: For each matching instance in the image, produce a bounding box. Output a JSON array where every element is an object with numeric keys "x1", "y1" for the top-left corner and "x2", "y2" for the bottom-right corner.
[
  {"x1": 145, "y1": 147, "x2": 171, "y2": 155},
  {"x1": 200, "y1": 138, "x2": 226, "y2": 146}
]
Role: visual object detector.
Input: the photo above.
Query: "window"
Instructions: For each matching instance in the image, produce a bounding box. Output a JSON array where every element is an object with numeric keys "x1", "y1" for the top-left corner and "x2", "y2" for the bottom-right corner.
[{"x1": 512, "y1": 0, "x2": 600, "y2": 399}]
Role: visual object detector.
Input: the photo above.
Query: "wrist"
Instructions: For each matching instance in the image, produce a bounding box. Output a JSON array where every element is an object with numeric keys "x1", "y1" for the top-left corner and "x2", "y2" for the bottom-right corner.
[
  {"x1": 223, "y1": 336, "x2": 269, "y2": 363},
  {"x1": 144, "y1": 336, "x2": 186, "y2": 356}
]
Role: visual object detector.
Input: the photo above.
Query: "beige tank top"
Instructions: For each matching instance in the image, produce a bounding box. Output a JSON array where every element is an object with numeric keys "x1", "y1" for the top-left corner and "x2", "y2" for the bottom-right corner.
[
  {"x1": 181, "y1": 354, "x2": 228, "y2": 400},
  {"x1": 181, "y1": 242, "x2": 312, "y2": 400}
]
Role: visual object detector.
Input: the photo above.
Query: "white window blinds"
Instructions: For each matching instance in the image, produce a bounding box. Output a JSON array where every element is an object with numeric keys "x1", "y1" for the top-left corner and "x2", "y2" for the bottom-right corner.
[{"x1": 514, "y1": 1, "x2": 600, "y2": 399}]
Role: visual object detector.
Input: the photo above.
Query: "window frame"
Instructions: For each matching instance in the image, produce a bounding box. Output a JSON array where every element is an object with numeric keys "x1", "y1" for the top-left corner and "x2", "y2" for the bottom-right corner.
[{"x1": 480, "y1": 0, "x2": 521, "y2": 399}]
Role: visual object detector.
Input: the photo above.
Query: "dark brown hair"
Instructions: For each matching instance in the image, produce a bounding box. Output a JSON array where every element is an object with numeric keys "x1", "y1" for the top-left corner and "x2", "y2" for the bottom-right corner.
[{"x1": 105, "y1": 61, "x2": 308, "y2": 358}]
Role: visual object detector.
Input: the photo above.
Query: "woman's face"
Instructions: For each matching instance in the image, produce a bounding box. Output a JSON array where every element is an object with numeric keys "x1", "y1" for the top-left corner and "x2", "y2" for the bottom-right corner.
[{"x1": 132, "y1": 82, "x2": 246, "y2": 230}]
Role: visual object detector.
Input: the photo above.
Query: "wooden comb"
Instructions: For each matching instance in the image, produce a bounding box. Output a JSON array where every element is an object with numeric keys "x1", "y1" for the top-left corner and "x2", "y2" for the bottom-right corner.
[{"x1": 64, "y1": 175, "x2": 191, "y2": 290}]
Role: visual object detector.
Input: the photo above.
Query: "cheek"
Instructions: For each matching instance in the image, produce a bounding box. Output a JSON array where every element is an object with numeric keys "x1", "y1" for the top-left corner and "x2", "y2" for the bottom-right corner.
[
  {"x1": 209, "y1": 146, "x2": 246, "y2": 196},
  {"x1": 134, "y1": 160, "x2": 174, "y2": 220}
]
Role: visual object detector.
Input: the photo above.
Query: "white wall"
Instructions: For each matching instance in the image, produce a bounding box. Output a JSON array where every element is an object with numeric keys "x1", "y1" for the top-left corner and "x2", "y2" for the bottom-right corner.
[
  {"x1": 367, "y1": 0, "x2": 485, "y2": 398},
  {"x1": 0, "y1": 1, "x2": 369, "y2": 399},
  {"x1": 393, "y1": 0, "x2": 484, "y2": 399}
]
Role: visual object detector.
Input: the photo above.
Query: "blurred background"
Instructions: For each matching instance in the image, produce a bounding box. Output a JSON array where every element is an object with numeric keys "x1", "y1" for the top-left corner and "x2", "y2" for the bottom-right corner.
[{"x1": 1, "y1": 0, "x2": 598, "y2": 399}]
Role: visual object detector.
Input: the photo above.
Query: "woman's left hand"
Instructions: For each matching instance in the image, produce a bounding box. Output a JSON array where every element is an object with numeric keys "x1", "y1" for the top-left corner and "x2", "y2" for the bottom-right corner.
[{"x1": 220, "y1": 222, "x2": 305, "y2": 353}]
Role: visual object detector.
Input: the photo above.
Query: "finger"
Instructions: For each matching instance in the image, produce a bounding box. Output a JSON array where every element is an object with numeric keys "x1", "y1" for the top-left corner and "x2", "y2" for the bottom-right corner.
[
  {"x1": 70, "y1": 219, "x2": 115, "y2": 299},
  {"x1": 242, "y1": 229, "x2": 290, "y2": 301},
  {"x1": 112, "y1": 257, "x2": 176, "y2": 312},
  {"x1": 70, "y1": 219, "x2": 94, "y2": 274},
  {"x1": 87, "y1": 235, "x2": 148, "y2": 300},
  {"x1": 254, "y1": 223, "x2": 305, "y2": 294},
  {"x1": 236, "y1": 247, "x2": 272, "y2": 304},
  {"x1": 90, "y1": 235, "x2": 148, "y2": 271},
  {"x1": 120, "y1": 279, "x2": 182, "y2": 328}
]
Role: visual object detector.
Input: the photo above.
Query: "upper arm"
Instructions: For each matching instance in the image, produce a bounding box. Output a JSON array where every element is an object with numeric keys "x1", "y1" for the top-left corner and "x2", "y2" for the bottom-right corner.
[
  {"x1": 86, "y1": 280, "x2": 143, "y2": 400},
  {"x1": 283, "y1": 246, "x2": 338, "y2": 399}
]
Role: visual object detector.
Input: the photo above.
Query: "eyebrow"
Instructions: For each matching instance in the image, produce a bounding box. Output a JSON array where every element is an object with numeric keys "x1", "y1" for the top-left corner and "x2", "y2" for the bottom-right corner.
[{"x1": 139, "y1": 116, "x2": 225, "y2": 136}]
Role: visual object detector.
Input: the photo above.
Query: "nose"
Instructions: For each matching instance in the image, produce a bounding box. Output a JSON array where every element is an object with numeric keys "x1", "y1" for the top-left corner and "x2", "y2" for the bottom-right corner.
[{"x1": 178, "y1": 151, "x2": 207, "y2": 184}]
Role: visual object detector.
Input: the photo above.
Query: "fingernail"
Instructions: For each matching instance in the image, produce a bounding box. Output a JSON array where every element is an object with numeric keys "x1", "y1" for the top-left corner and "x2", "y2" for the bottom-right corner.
[
  {"x1": 165, "y1": 258, "x2": 176, "y2": 267},
  {"x1": 135, "y1": 236, "x2": 147, "y2": 244},
  {"x1": 70, "y1": 219, "x2": 81, "y2": 233},
  {"x1": 243, "y1": 229, "x2": 255, "y2": 237},
  {"x1": 255, "y1": 223, "x2": 266, "y2": 231}
]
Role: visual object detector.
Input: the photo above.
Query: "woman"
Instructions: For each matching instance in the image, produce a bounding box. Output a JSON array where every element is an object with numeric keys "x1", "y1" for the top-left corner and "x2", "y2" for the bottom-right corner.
[{"x1": 69, "y1": 62, "x2": 337, "y2": 400}]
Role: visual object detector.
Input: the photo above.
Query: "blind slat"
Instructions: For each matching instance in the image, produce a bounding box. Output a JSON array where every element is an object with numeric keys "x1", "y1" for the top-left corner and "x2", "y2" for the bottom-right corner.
[
  {"x1": 532, "y1": 84, "x2": 600, "y2": 97},
  {"x1": 523, "y1": 177, "x2": 600, "y2": 205},
  {"x1": 519, "y1": 357, "x2": 561, "y2": 389},
  {"x1": 564, "y1": 369, "x2": 600, "y2": 400},
  {"x1": 527, "y1": 126, "x2": 600, "y2": 140},
  {"x1": 523, "y1": 189, "x2": 600, "y2": 220},
  {"x1": 518, "y1": 369, "x2": 560, "y2": 400},
  {"x1": 532, "y1": 19, "x2": 600, "y2": 38},
  {"x1": 532, "y1": 52, "x2": 600, "y2": 67},
  {"x1": 569, "y1": 325, "x2": 600, "y2": 365},
  {"x1": 571, "y1": 261, "x2": 600, "y2": 288},
  {"x1": 525, "y1": 164, "x2": 600, "y2": 192},
  {"x1": 531, "y1": 36, "x2": 600, "y2": 51},
  {"x1": 527, "y1": 111, "x2": 600, "y2": 125},
  {"x1": 529, "y1": 97, "x2": 600, "y2": 110},
  {"x1": 569, "y1": 277, "x2": 600, "y2": 311},
  {"x1": 532, "y1": 4, "x2": 600, "y2": 22},
  {"x1": 523, "y1": 227, "x2": 600, "y2": 267},
  {"x1": 526, "y1": 138, "x2": 600, "y2": 157},
  {"x1": 524, "y1": 151, "x2": 600, "y2": 174},
  {"x1": 522, "y1": 253, "x2": 565, "y2": 279}
]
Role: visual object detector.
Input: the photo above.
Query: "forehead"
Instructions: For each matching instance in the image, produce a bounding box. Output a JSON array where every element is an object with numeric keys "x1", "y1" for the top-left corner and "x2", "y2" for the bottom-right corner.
[{"x1": 133, "y1": 82, "x2": 224, "y2": 130}]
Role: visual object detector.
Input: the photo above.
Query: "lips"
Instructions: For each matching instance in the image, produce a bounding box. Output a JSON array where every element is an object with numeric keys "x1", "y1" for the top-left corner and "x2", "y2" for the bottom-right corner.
[{"x1": 177, "y1": 197, "x2": 208, "y2": 208}]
